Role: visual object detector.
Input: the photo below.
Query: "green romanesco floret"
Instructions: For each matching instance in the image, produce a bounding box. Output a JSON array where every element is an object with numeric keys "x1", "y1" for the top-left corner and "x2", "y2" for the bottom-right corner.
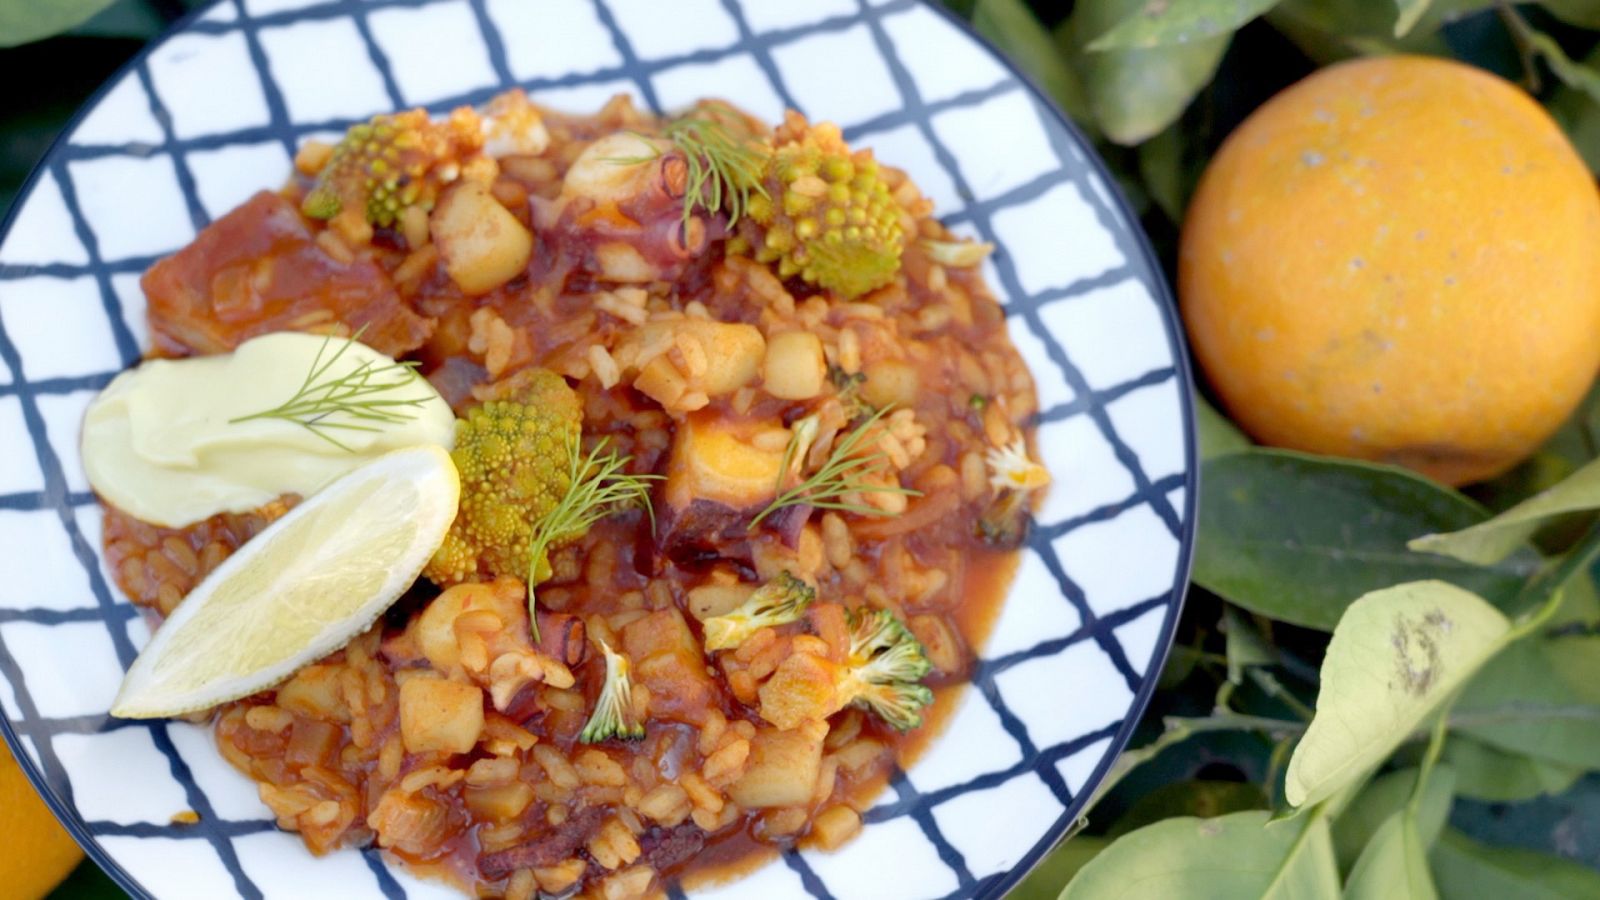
[
  {"x1": 839, "y1": 607, "x2": 934, "y2": 731},
  {"x1": 743, "y1": 121, "x2": 905, "y2": 300},
  {"x1": 702, "y1": 571, "x2": 817, "y2": 651},
  {"x1": 302, "y1": 108, "x2": 475, "y2": 228},
  {"x1": 579, "y1": 640, "x2": 645, "y2": 743},
  {"x1": 423, "y1": 369, "x2": 582, "y2": 587}
]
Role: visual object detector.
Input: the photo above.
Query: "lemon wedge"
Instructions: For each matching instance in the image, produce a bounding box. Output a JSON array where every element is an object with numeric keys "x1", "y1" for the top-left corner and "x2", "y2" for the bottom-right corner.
[{"x1": 112, "y1": 445, "x2": 460, "y2": 719}]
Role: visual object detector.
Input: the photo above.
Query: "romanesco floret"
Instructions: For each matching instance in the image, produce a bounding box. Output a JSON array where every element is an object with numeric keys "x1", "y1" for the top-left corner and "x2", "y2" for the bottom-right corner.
[
  {"x1": 579, "y1": 640, "x2": 645, "y2": 743},
  {"x1": 423, "y1": 369, "x2": 582, "y2": 587},
  {"x1": 302, "y1": 108, "x2": 481, "y2": 228},
  {"x1": 702, "y1": 571, "x2": 817, "y2": 651},
  {"x1": 840, "y1": 607, "x2": 934, "y2": 731},
  {"x1": 743, "y1": 120, "x2": 905, "y2": 300}
]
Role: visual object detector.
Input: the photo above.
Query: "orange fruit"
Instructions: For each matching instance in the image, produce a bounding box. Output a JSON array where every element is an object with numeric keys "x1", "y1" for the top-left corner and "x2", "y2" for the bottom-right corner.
[
  {"x1": 1180, "y1": 56, "x2": 1600, "y2": 486},
  {"x1": 1, "y1": 740, "x2": 83, "y2": 899}
]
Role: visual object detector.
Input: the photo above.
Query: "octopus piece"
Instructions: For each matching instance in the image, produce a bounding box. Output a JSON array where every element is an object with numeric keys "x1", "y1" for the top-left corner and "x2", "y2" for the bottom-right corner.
[{"x1": 141, "y1": 191, "x2": 434, "y2": 358}]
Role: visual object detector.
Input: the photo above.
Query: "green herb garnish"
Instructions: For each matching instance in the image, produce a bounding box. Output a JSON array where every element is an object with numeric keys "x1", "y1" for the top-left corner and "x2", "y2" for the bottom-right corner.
[
  {"x1": 749, "y1": 405, "x2": 922, "y2": 530},
  {"x1": 229, "y1": 327, "x2": 431, "y2": 452},
  {"x1": 526, "y1": 436, "x2": 659, "y2": 639},
  {"x1": 613, "y1": 113, "x2": 769, "y2": 227}
]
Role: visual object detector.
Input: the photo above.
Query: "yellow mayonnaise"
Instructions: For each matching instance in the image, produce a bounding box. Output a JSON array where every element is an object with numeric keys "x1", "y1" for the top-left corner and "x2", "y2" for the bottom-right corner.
[{"x1": 83, "y1": 332, "x2": 455, "y2": 527}]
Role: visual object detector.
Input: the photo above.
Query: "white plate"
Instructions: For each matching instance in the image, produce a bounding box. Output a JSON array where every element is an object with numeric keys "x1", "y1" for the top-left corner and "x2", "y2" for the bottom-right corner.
[{"x1": 0, "y1": 1, "x2": 1196, "y2": 897}]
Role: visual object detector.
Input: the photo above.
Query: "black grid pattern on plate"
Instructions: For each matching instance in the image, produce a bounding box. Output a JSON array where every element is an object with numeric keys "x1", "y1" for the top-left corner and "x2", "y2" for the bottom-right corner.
[{"x1": 0, "y1": 0, "x2": 1197, "y2": 897}]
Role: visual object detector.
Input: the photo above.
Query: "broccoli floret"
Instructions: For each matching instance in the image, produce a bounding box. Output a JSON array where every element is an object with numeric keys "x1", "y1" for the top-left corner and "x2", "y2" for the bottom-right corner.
[
  {"x1": 703, "y1": 571, "x2": 817, "y2": 651},
  {"x1": 838, "y1": 608, "x2": 934, "y2": 731},
  {"x1": 579, "y1": 640, "x2": 645, "y2": 743},
  {"x1": 423, "y1": 369, "x2": 582, "y2": 587},
  {"x1": 743, "y1": 122, "x2": 904, "y2": 300},
  {"x1": 302, "y1": 108, "x2": 479, "y2": 228}
]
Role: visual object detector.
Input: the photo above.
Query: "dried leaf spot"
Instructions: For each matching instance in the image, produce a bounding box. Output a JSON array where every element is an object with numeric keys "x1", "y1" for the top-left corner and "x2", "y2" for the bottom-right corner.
[{"x1": 1390, "y1": 607, "x2": 1450, "y2": 696}]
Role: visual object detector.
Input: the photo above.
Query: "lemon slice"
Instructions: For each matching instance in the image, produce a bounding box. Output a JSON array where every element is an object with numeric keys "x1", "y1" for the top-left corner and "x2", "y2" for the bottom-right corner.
[{"x1": 112, "y1": 445, "x2": 460, "y2": 718}]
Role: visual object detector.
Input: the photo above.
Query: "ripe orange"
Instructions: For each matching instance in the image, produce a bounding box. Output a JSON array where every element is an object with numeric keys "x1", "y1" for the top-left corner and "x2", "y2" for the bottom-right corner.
[
  {"x1": 1, "y1": 740, "x2": 83, "y2": 899},
  {"x1": 1180, "y1": 56, "x2": 1600, "y2": 486}
]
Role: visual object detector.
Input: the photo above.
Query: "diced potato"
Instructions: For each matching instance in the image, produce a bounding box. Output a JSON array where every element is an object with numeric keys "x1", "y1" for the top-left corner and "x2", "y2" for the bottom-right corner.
[
  {"x1": 560, "y1": 132, "x2": 668, "y2": 204},
  {"x1": 687, "y1": 583, "x2": 755, "y2": 621},
  {"x1": 862, "y1": 359, "x2": 919, "y2": 409},
  {"x1": 758, "y1": 652, "x2": 841, "y2": 730},
  {"x1": 665, "y1": 414, "x2": 785, "y2": 510},
  {"x1": 430, "y1": 180, "x2": 533, "y2": 295},
  {"x1": 622, "y1": 609, "x2": 701, "y2": 661},
  {"x1": 594, "y1": 242, "x2": 658, "y2": 283},
  {"x1": 399, "y1": 676, "x2": 485, "y2": 754},
  {"x1": 763, "y1": 331, "x2": 826, "y2": 400},
  {"x1": 275, "y1": 664, "x2": 349, "y2": 722},
  {"x1": 728, "y1": 725, "x2": 826, "y2": 809},
  {"x1": 627, "y1": 321, "x2": 766, "y2": 399},
  {"x1": 464, "y1": 782, "x2": 535, "y2": 820},
  {"x1": 810, "y1": 805, "x2": 862, "y2": 850}
]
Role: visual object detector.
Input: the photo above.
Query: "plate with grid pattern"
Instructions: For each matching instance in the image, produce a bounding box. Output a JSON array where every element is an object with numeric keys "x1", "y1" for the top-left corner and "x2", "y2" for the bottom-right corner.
[{"x1": 0, "y1": 1, "x2": 1196, "y2": 897}]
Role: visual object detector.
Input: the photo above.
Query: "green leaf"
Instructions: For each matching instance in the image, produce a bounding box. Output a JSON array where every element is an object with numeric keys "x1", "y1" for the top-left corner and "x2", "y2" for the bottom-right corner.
[
  {"x1": 1344, "y1": 812, "x2": 1439, "y2": 900},
  {"x1": 1138, "y1": 123, "x2": 1186, "y2": 222},
  {"x1": 1107, "y1": 780, "x2": 1268, "y2": 838},
  {"x1": 1393, "y1": 0, "x2": 1432, "y2": 37},
  {"x1": 1061, "y1": 810, "x2": 1340, "y2": 899},
  {"x1": 1284, "y1": 581, "x2": 1510, "y2": 810},
  {"x1": 0, "y1": 0, "x2": 117, "y2": 47},
  {"x1": 1196, "y1": 394, "x2": 1250, "y2": 460},
  {"x1": 1196, "y1": 450, "x2": 1538, "y2": 631},
  {"x1": 1411, "y1": 456, "x2": 1600, "y2": 565},
  {"x1": 1085, "y1": 0, "x2": 1281, "y2": 51},
  {"x1": 1441, "y1": 735, "x2": 1583, "y2": 803},
  {"x1": 1010, "y1": 836, "x2": 1108, "y2": 900},
  {"x1": 1223, "y1": 605, "x2": 1276, "y2": 685},
  {"x1": 1430, "y1": 829, "x2": 1600, "y2": 900},
  {"x1": 1548, "y1": 46, "x2": 1600, "y2": 174},
  {"x1": 1330, "y1": 767, "x2": 1456, "y2": 874},
  {"x1": 1265, "y1": 0, "x2": 1454, "y2": 64},
  {"x1": 1541, "y1": 0, "x2": 1600, "y2": 29},
  {"x1": 1068, "y1": 0, "x2": 1229, "y2": 145},
  {"x1": 1451, "y1": 632, "x2": 1600, "y2": 769},
  {"x1": 974, "y1": 0, "x2": 1094, "y2": 127},
  {"x1": 1526, "y1": 30, "x2": 1600, "y2": 105}
]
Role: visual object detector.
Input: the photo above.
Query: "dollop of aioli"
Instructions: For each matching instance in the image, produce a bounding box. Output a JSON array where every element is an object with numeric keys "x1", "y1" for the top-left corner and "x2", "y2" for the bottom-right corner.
[{"x1": 83, "y1": 332, "x2": 455, "y2": 528}]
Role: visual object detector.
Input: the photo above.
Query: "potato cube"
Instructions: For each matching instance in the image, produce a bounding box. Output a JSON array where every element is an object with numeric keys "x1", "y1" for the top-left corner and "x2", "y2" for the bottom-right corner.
[
  {"x1": 275, "y1": 664, "x2": 349, "y2": 722},
  {"x1": 763, "y1": 331, "x2": 826, "y2": 400},
  {"x1": 758, "y1": 652, "x2": 841, "y2": 730},
  {"x1": 687, "y1": 583, "x2": 755, "y2": 621},
  {"x1": 430, "y1": 180, "x2": 533, "y2": 295},
  {"x1": 464, "y1": 782, "x2": 535, "y2": 820},
  {"x1": 728, "y1": 725, "x2": 826, "y2": 809},
  {"x1": 664, "y1": 414, "x2": 784, "y2": 510},
  {"x1": 399, "y1": 676, "x2": 485, "y2": 754}
]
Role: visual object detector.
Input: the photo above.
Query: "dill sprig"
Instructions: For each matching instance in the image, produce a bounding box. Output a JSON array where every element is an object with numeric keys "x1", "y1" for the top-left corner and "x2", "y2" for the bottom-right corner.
[
  {"x1": 527, "y1": 436, "x2": 660, "y2": 639},
  {"x1": 612, "y1": 112, "x2": 770, "y2": 227},
  {"x1": 749, "y1": 405, "x2": 923, "y2": 530},
  {"x1": 229, "y1": 327, "x2": 432, "y2": 452}
]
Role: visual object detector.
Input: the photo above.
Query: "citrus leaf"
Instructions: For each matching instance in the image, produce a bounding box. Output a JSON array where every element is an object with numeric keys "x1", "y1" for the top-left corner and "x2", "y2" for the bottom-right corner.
[
  {"x1": 1430, "y1": 829, "x2": 1600, "y2": 900},
  {"x1": 1107, "y1": 780, "x2": 1268, "y2": 838},
  {"x1": 1541, "y1": 0, "x2": 1600, "y2": 28},
  {"x1": 1061, "y1": 810, "x2": 1340, "y2": 899},
  {"x1": 1393, "y1": 0, "x2": 1433, "y2": 37},
  {"x1": 1451, "y1": 632, "x2": 1600, "y2": 769},
  {"x1": 1344, "y1": 812, "x2": 1439, "y2": 900},
  {"x1": 1069, "y1": 0, "x2": 1229, "y2": 145},
  {"x1": 1138, "y1": 123, "x2": 1187, "y2": 222},
  {"x1": 1331, "y1": 766, "x2": 1456, "y2": 874},
  {"x1": 974, "y1": 0, "x2": 1093, "y2": 126},
  {"x1": 1441, "y1": 735, "x2": 1583, "y2": 803},
  {"x1": 1526, "y1": 29, "x2": 1600, "y2": 105},
  {"x1": 1265, "y1": 0, "x2": 1456, "y2": 64},
  {"x1": 0, "y1": 0, "x2": 117, "y2": 46},
  {"x1": 1284, "y1": 581, "x2": 1510, "y2": 810},
  {"x1": 1085, "y1": 0, "x2": 1282, "y2": 51},
  {"x1": 1548, "y1": 46, "x2": 1600, "y2": 174},
  {"x1": 1196, "y1": 394, "x2": 1249, "y2": 460},
  {"x1": 1195, "y1": 450, "x2": 1538, "y2": 631},
  {"x1": 1011, "y1": 836, "x2": 1108, "y2": 900},
  {"x1": 1410, "y1": 455, "x2": 1600, "y2": 565}
]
